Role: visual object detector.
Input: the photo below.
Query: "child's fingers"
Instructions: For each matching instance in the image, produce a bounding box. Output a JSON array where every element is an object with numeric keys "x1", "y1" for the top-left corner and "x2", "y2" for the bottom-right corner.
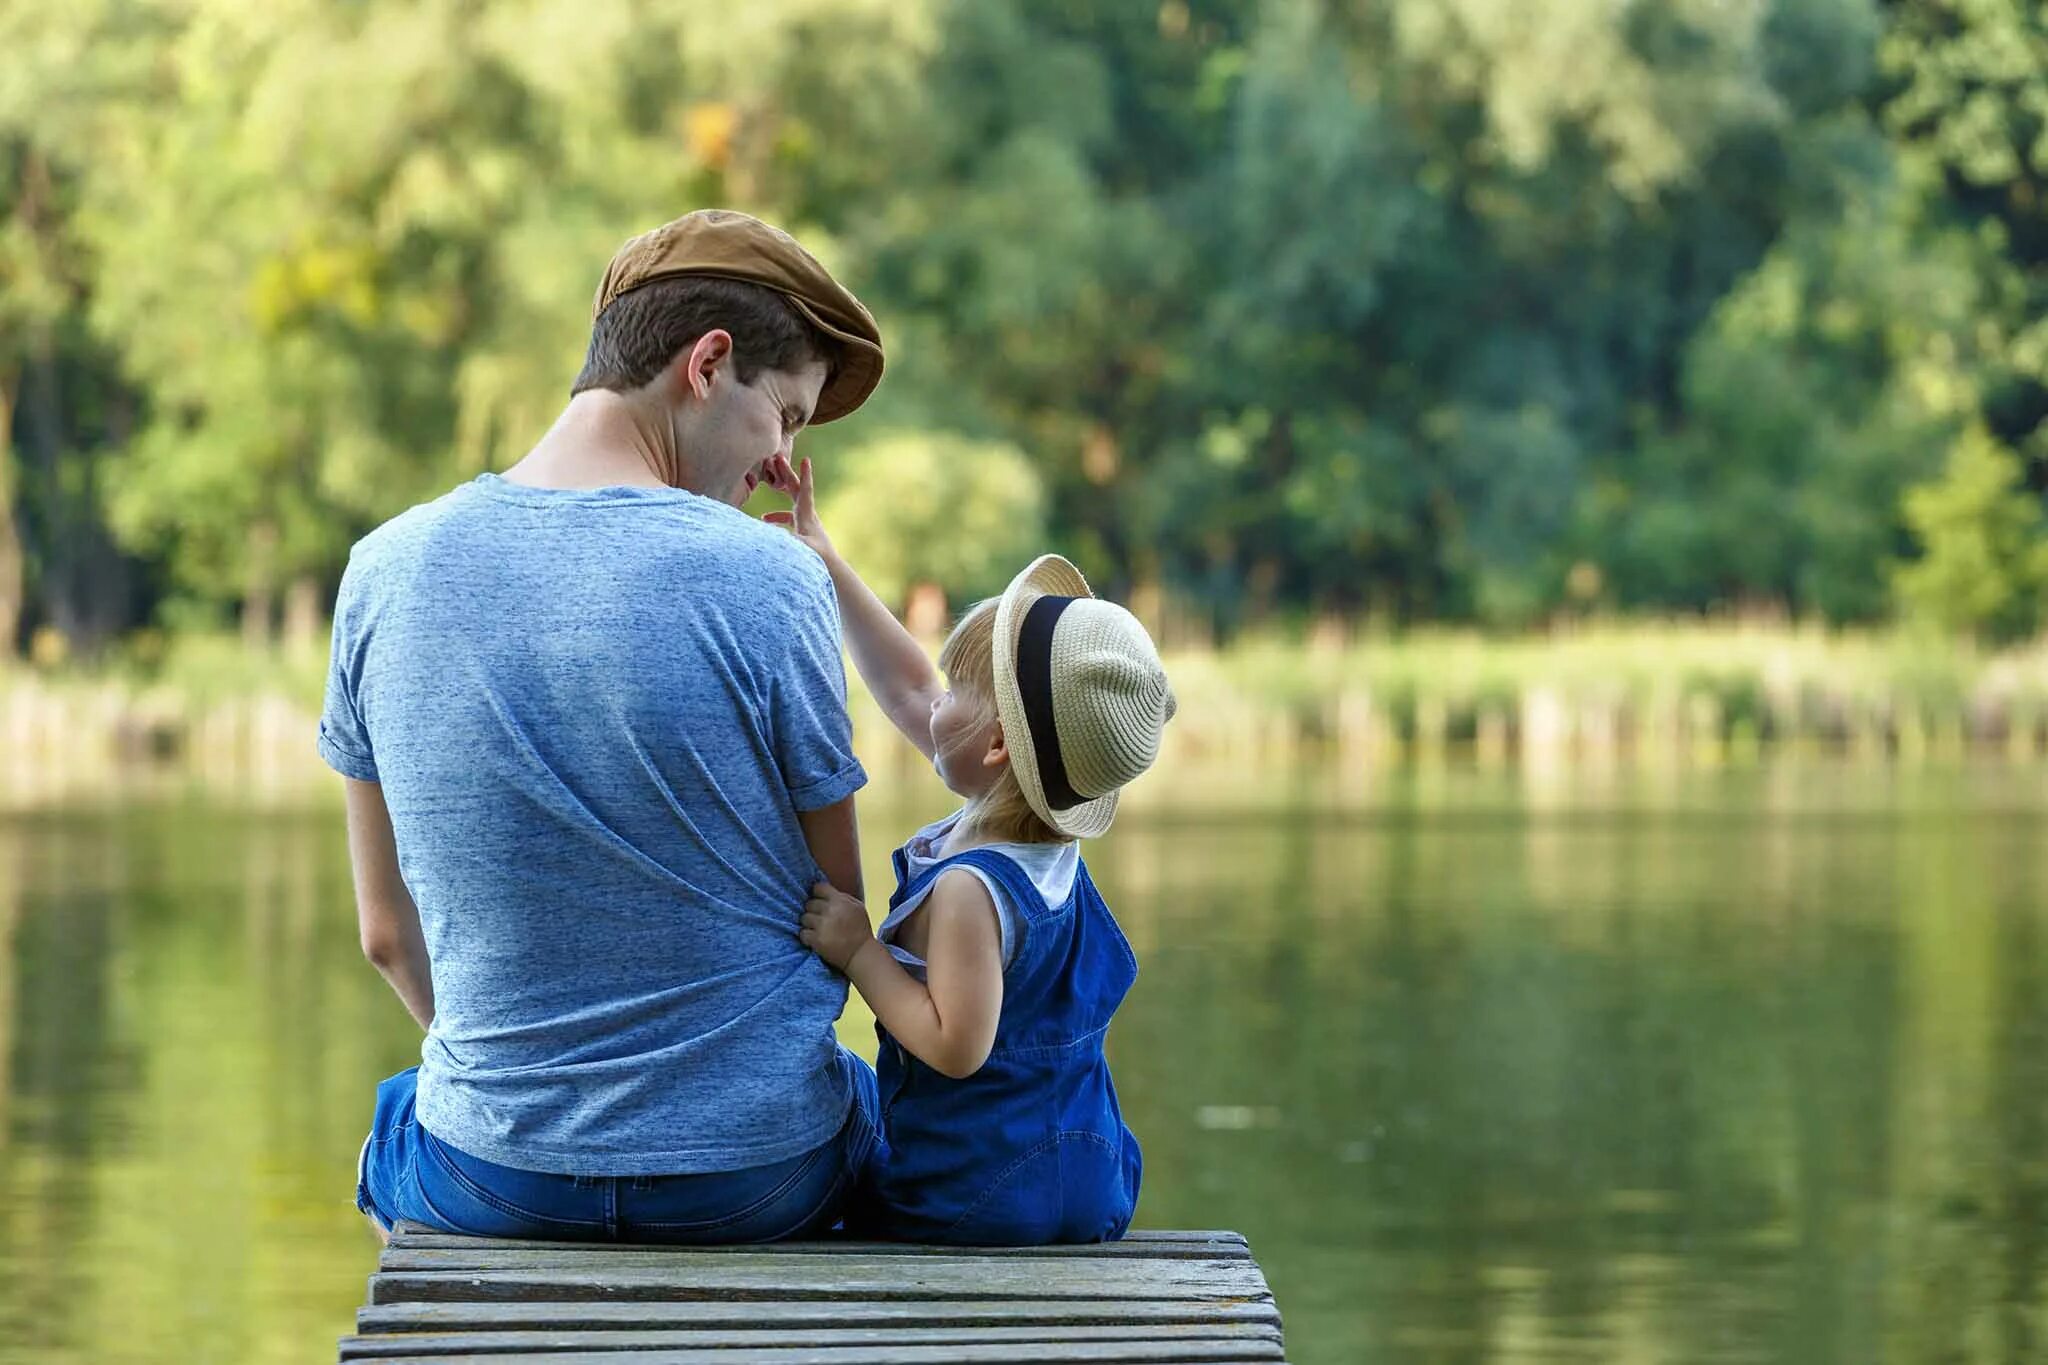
[
  {"x1": 764, "y1": 510, "x2": 793, "y2": 527},
  {"x1": 796, "y1": 457, "x2": 814, "y2": 516}
]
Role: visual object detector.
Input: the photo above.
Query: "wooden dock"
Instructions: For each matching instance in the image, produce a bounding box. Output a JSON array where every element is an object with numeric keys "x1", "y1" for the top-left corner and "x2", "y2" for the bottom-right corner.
[{"x1": 339, "y1": 1220, "x2": 1287, "y2": 1363}]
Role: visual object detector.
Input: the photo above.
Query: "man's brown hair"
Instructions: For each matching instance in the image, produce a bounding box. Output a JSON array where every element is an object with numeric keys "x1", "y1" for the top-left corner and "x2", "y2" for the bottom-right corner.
[{"x1": 570, "y1": 276, "x2": 838, "y2": 397}]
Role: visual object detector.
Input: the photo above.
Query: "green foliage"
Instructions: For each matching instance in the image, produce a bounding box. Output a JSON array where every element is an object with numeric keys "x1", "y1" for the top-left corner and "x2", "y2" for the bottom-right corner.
[
  {"x1": 1603, "y1": 187, "x2": 1984, "y2": 621},
  {"x1": 0, "y1": 0, "x2": 2044, "y2": 647},
  {"x1": 1894, "y1": 425, "x2": 2048, "y2": 639},
  {"x1": 818, "y1": 432, "x2": 1047, "y2": 611},
  {"x1": 1880, "y1": 0, "x2": 2048, "y2": 464}
]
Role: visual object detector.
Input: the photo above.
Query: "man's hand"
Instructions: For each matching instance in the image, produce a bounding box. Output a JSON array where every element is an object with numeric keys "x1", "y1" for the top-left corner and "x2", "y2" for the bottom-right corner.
[
  {"x1": 799, "y1": 880, "x2": 876, "y2": 973},
  {"x1": 762, "y1": 455, "x2": 837, "y2": 563}
]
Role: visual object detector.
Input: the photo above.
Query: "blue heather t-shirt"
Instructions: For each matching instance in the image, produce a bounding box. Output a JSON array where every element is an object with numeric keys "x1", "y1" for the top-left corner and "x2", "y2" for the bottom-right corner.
[{"x1": 317, "y1": 473, "x2": 865, "y2": 1176}]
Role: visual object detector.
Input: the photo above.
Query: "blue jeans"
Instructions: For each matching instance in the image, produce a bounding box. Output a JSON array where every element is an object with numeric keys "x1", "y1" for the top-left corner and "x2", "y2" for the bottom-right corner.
[{"x1": 356, "y1": 1052, "x2": 881, "y2": 1242}]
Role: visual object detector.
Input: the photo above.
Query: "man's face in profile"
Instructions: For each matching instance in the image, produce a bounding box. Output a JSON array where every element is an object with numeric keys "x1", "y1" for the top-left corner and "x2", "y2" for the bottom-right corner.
[{"x1": 684, "y1": 350, "x2": 830, "y2": 507}]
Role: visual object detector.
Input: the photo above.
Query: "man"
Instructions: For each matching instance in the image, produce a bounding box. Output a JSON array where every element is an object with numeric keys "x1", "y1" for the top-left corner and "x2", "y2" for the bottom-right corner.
[{"x1": 318, "y1": 210, "x2": 885, "y2": 1242}]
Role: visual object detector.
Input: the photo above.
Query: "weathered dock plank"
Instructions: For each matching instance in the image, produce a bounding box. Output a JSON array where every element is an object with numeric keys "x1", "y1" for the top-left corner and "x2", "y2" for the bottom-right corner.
[
  {"x1": 339, "y1": 1323, "x2": 1284, "y2": 1359},
  {"x1": 367, "y1": 1257, "x2": 1267, "y2": 1304},
  {"x1": 387, "y1": 1224, "x2": 1247, "y2": 1245},
  {"x1": 345, "y1": 1222, "x2": 1286, "y2": 1362},
  {"x1": 385, "y1": 1232, "x2": 1253, "y2": 1260},
  {"x1": 355, "y1": 1348, "x2": 1279, "y2": 1364},
  {"x1": 378, "y1": 1244, "x2": 1254, "y2": 1273},
  {"x1": 357, "y1": 1297, "x2": 1285, "y2": 1334}
]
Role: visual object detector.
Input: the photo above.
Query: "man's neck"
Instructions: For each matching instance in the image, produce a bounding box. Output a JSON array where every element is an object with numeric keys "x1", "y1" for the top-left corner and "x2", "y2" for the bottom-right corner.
[{"x1": 503, "y1": 391, "x2": 702, "y2": 492}]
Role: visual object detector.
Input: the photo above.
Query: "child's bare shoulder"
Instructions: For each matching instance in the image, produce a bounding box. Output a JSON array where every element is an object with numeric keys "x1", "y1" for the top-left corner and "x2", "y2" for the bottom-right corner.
[
  {"x1": 928, "y1": 864, "x2": 1001, "y2": 914},
  {"x1": 894, "y1": 865, "x2": 1001, "y2": 955}
]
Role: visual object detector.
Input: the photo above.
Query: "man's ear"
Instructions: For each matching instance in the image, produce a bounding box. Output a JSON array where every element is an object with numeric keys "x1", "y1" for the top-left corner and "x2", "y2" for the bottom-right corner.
[
  {"x1": 983, "y1": 723, "x2": 1011, "y2": 770},
  {"x1": 675, "y1": 329, "x2": 733, "y2": 401}
]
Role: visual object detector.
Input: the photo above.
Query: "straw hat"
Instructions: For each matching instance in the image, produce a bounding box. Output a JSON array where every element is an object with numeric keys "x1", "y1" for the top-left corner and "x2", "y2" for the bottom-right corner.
[{"x1": 992, "y1": 555, "x2": 1177, "y2": 840}]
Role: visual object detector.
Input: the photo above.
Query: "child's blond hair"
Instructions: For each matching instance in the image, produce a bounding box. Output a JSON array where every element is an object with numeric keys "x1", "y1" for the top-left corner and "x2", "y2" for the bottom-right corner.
[{"x1": 938, "y1": 600, "x2": 1071, "y2": 846}]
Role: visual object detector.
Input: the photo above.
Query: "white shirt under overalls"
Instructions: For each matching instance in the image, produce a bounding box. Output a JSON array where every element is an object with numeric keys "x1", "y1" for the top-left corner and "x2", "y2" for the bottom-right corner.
[{"x1": 874, "y1": 810, "x2": 1079, "y2": 979}]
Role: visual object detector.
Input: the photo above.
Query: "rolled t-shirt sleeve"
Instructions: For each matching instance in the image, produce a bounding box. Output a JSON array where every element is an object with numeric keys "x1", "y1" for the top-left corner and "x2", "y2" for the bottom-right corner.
[
  {"x1": 317, "y1": 562, "x2": 380, "y2": 782},
  {"x1": 769, "y1": 572, "x2": 867, "y2": 811}
]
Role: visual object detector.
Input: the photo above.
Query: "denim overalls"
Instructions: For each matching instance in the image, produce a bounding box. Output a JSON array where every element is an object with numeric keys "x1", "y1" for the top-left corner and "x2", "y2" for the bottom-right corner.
[{"x1": 850, "y1": 842, "x2": 1143, "y2": 1245}]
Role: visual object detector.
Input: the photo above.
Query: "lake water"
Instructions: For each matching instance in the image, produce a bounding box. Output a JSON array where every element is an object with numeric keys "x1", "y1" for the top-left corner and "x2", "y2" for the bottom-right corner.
[{"x1": 1, "y1": 761, "x2": 2044, "y2": 1363}]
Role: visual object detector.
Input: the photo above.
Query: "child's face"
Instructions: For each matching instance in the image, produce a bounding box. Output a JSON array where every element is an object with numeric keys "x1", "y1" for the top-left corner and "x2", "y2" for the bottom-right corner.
[{"x1": 929, "y1": 683, "x2": 1002, "y2": 798}]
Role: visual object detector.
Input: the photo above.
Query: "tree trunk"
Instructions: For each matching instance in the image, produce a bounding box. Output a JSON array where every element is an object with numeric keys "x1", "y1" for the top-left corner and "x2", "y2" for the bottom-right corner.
[
  {"x1": 242, "y1": 521, "x2": 279, "y2": 652},
  {"x1": 1128, "y1": 574, "x2": 1164, "y2": 644},
  {"x1": 1244, "y1": 556, "x2": 1282, "y2": 629},
  {"x1": 903, "y1": 580, "x2": 949, "y2": 644},
  {"x1": 283, "y1": 574, "x2": 322, "y2": 658},
  {"x1": 0, "y1": 375, "x2": 22, "y2": 659}
]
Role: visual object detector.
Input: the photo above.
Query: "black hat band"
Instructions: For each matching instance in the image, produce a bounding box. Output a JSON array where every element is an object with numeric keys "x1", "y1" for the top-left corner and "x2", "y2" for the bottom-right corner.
[{"x1": 1017, "y1": 595, "x2": 1084, "y2": 813}]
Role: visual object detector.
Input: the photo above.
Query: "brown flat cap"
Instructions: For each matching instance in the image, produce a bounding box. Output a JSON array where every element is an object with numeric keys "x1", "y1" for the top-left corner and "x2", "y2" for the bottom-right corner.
[{"x1": 593, "y1": 209, "x2": 884, "y2": 424}]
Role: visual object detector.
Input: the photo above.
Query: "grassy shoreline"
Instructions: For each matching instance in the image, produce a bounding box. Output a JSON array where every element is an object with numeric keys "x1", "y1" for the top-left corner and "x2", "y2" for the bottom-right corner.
[{"x1": 4, "y1": 623, "x2": 2045, "y2": 807}]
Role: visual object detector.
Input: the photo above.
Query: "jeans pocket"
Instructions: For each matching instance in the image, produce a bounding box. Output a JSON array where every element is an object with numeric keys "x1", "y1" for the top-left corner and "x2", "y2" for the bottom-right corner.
[
  {"x1": 412, "y1": 1133, "x2": 601, "y2": 1240},
  {"x1": 627, "y1": 1138, "x2": 844, "y2": 1244}
]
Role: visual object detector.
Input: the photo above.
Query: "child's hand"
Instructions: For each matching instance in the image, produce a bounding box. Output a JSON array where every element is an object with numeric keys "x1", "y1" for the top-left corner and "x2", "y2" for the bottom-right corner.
[
  {"x1": 799, "y1": 881, "x2": 875, "y2": 974},
  {"x1": 762, "y1": 456, "x2": 837, "y2": 564}
]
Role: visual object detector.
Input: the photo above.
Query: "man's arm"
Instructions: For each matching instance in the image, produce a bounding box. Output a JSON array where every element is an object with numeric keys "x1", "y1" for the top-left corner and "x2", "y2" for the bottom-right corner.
[
  {"x1": 796, "y1": 793, "x2": 863, "y2": 902},
  {"x1": 343, "y1": 777, "x2": 435, "y2": 1030},
  {"x1": 801, "y1": 872, "x2": 1003, "y2": 1079}
]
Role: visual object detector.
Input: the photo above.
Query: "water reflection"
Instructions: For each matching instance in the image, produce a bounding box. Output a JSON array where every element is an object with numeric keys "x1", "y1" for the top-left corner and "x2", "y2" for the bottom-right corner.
[
  {"x1": 0, "y1": 768, "x2": 2044, "y2": 1362},
  {"x1": 1096, "y1": 769, "x2": 2048, "y2": 1363},
  {"x1": 1, "y1": 812, "x2": 411, "y2": 1360}
]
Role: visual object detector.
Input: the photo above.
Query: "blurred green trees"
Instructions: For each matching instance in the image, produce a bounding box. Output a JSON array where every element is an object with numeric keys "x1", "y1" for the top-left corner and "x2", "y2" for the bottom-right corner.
[
  {"x1": 0, "y1": 0, "x2": 2042, "y2": 652},
  {"x1": 819, "y1": 433, "x2": 1047, "y2": 613},
  {"x1": 1895, "y1": 425, "x2": 2048, "y2": 639}
]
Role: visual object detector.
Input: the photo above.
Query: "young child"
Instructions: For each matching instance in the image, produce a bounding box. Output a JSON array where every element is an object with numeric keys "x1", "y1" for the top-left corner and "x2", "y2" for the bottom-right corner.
[{"x1": 763, "y1": 454, "x2": 1175, "y2": 1245}]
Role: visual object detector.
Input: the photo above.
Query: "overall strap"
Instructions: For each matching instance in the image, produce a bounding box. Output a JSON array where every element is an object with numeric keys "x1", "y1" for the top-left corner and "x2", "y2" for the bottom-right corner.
[
  {"x1": 937, "y1": 847, "x2": 1058, "y2": 921},
  {"x1": 888, "y1": 841, "x2": 912, "y2": 904},
  {"x1": 886, "y1": 843, "x2": 1059, "y2": 924}
]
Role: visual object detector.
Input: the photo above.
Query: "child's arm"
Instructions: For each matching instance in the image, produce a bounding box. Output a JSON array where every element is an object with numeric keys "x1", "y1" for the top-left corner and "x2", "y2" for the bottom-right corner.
[
  {"x1": 800, "y1": 875, "x2": 1002, "y2": 1080},
  {"x1": 766, "y1": 455, "x2": 942, "y2": 759}
]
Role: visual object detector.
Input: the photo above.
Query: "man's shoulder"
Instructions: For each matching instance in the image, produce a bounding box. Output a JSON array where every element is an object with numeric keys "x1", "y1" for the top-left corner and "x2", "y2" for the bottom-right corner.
[
  {"x1": 344, "y1": 480, "x2": 480, "y2": 580},
  {"x1": 695, "y1": 512, "x2": 835, "y2": 605},
  {"x1": 336, "y1": 480, "x2": 833, "y2": 616}
]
